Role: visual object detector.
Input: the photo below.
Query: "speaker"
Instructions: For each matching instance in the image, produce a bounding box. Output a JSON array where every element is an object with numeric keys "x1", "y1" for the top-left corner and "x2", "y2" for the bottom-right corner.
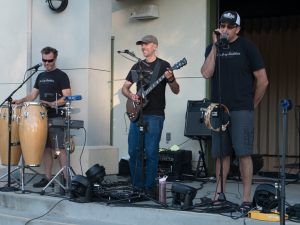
[
  {"x1": 184, "y1": 99, "x2": 211, "y2": 139},
  {"x1": 158, "y1": 150, "x2": 192, "y2": 180}
]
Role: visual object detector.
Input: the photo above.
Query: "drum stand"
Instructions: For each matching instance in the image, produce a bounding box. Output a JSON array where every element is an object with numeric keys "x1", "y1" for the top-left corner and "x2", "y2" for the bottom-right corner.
[
  {"x1": 0, "y1": 97, "x2": 20, "y2": 192},
  {"x1": 41, "y1": 100, "x2": 76, "y2": 196},
  {"x1": 0, "y1": 66, "x2": 39, "y2": 192},
  {"x1": 0, "y1": 158, "x2": 42, "y2": 193}
]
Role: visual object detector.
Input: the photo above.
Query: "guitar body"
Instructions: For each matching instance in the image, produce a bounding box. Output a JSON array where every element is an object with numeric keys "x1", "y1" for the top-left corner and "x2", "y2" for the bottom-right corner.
[
  {"x1": 126, "y1": 99, "x2": 141, "y2": 122},
  {"x1": 125, "y1": 58, "x2": 187, "y2": 122},
  {"x1": 126, "y1": 98, "x2": 150, "y2": 122}
]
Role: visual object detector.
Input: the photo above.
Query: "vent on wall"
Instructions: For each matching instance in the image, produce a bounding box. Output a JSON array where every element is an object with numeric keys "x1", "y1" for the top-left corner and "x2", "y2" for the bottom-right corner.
[{"x1": 130, "y1": 4, "x2": 159, "y2": 20}]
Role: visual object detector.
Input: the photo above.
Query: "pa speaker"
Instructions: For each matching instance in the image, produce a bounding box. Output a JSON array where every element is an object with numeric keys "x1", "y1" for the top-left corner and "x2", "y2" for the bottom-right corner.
[{"x1": 184, "y1": 99, "x2": 211, "y2": 139}]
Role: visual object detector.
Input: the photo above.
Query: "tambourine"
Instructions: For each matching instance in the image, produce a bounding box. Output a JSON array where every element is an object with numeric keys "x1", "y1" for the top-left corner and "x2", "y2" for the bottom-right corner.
[{"x1": 204, "y1": 103, "x2": 230, "y2": 132}]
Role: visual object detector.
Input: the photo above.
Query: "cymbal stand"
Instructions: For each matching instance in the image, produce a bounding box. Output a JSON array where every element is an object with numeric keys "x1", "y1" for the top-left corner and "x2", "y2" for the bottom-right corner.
[{"x1": 41, "y1": 98, "x2": 78, "y2": 196}]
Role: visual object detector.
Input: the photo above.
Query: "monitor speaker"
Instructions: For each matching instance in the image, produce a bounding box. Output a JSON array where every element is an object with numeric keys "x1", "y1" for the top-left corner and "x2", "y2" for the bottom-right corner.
[{"x1": 184, "y1": 99, "x2": 211, "y2": 139}]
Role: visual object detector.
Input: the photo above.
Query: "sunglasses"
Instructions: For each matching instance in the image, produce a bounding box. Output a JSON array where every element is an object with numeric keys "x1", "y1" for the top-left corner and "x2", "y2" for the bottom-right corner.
[
  {"x1": 220, "y1": 24, "x2": 237, "y2": 29},
  {"x1": 42, "y1": 58, "x2": 55, "y2": 63}
]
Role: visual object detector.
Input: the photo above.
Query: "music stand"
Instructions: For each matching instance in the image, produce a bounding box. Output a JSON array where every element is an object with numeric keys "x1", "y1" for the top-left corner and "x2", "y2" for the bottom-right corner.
[
  {"x1": 41, "y1": 95, "x2": 81, "y2": 196},
  {"x1": 0, "y1": 68, "x2": 40, "y2": 192}
]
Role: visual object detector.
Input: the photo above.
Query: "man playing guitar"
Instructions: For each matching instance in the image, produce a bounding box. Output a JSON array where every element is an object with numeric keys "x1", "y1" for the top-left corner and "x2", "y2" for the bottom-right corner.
[{"x1": 122, "y1": 35, "x2": 180, "y2": 195}]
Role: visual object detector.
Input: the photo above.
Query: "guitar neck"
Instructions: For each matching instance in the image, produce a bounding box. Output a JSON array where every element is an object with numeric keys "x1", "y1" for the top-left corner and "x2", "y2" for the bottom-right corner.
[
  {"x1": 139, "y1": 57, "x2": 186, "y2": 98},
  {"x1": 143, "y1": 74, "x2": 166, "y2": 97}
]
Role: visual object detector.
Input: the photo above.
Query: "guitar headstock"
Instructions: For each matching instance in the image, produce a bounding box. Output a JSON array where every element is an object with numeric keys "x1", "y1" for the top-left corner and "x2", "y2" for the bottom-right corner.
[{"x1": 172, "y1": 57, "x2": 187, "y2": 70}]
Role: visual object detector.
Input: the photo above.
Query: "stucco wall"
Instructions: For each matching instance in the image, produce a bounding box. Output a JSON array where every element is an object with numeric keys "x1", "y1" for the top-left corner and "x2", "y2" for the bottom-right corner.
[{"x1": 112, "y1": 0, "x2": 209, "y2": 168}]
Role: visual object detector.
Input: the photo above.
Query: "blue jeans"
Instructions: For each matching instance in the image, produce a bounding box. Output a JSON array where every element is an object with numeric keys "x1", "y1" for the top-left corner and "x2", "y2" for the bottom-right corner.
[{"x1": 128, "y1": 115, "x2": 164, "y2": 188}]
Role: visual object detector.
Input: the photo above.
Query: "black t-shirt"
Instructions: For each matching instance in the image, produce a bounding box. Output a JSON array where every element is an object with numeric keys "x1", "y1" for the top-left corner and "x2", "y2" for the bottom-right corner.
[
  {"x1": 125, "y1": 58, "x2": 170, "y2": 116},
  {"x1": 34, "y1": 68, "x2": 70, "y2": 118},
  {"x1": 204, "y1": 37, "x2": 265, "y2": 111}
]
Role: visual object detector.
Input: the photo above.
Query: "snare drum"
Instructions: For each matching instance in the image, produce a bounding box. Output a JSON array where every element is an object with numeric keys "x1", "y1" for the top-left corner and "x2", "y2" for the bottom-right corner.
[
  {"x1": 19, "y1": 102, "x2": 48, "y2": 167},
  {"x1": 0, "y1": 104, "x2": 22, "y2": 166}
]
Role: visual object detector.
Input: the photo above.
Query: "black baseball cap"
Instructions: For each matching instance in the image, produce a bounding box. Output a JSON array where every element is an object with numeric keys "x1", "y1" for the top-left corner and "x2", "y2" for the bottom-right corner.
[{"x1": 220, "y1": 11, "x2": 241, "y2": 26}]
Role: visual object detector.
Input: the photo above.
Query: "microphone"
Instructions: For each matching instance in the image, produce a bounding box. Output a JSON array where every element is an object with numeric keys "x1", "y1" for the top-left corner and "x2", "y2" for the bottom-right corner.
[
  {"x1": 218, "y1": 33, "x2": 229, "y2": 47},
  {"x1": 27, "y1": 63, "x2": 42, "y2": 71},
  {"x1": 64, "y1": 95, "x2": 82, "y2": 101},
  {"x1": 117, "y1": 49, "x2": 130, "y2": 54}
]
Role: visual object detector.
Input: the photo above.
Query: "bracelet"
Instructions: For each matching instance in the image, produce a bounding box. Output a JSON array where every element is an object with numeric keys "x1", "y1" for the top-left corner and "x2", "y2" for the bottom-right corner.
[{"x1": 167, "y1": 78, "x2": 175, "y2": 83}]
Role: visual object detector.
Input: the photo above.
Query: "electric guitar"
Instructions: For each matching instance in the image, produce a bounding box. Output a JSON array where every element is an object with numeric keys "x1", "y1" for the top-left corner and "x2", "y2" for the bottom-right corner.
[{"x1": 126, "y1": 58, "x2": 187, "y2": 122}]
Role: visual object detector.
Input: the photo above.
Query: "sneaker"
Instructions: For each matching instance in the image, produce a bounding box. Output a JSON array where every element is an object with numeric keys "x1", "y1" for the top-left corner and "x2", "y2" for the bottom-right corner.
[
  {"x1": 33, "y1": 178, "x2": 53, "y2": 188},
  {"x1": 145, "y1": 186, "x2": 158, "y2": 200},
  {"x1": 239, "y1": 201, "x2": 253, "y2": 215}
]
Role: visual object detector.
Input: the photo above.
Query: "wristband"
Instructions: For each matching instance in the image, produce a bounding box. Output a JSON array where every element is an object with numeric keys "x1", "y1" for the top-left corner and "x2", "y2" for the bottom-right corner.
[{"x1": 167, "y1": 78, "x2": 175, "y2": 83}]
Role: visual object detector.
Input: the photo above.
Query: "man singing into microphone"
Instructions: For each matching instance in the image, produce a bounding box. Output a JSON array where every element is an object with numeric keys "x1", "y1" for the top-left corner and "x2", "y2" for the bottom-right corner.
[
  {"x1": 201, "y1": 11, "x2": 268, "y2": 212},
  {"x1": 14, "y1": 46, "x2": 71, "y2": 189}
]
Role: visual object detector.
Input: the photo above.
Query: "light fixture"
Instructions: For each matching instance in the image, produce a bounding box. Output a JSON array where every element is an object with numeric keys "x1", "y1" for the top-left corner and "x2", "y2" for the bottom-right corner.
[
  {"x1": 85, "y1": 164, "x2": 106, "y2": 184},
  {"x1": 171, "y1": 183, "x2": 197, "y2": 210},
  {"x1": 46, "y1": 0, "x2": 68, "y2": 13},
  {"x1": 253, "y1": 184, "x2": 279, "y2": 212}
]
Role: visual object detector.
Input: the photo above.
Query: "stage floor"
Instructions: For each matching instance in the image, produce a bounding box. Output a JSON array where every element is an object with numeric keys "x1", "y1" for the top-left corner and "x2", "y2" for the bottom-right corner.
[{"x1": 0, "y1": 167, "x2": 299, "y2": 225}]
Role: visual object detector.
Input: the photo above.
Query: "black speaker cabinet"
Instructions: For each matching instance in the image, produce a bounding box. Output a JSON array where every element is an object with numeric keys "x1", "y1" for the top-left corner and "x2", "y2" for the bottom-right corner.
[
  {"x1": 158, "y1": 150, "x2": 192, "y2": 180},
  {"x1": 184, "y1": 99, "x2": 211, "y2": 139}
]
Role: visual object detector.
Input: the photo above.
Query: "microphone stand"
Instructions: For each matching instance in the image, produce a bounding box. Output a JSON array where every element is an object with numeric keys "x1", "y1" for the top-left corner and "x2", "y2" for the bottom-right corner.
[
  {"x1": 215, "y1": 35, "x2": 227, "y2": 202},
  {"x1": 279, "y1": 99, "x2": 291, "y2": 225},
  {"x1": 0, "y1": 68, "x2": 40, "y2": 192},
  {"x1": 214, "y1": 35, "x2": 236, "y2": 209},
  {"x1": 286, "y1": 105, "x2": 300, "y2": 184},
  {"x1": 123, "y1": 51, "x2": 148, "y2": 191}
]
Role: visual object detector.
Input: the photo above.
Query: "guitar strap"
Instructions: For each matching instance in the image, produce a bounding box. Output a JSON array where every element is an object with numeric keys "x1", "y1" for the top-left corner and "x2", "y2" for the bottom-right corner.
[{"x1": 150, "y1": 60, "x2": 161, "y2": 86}]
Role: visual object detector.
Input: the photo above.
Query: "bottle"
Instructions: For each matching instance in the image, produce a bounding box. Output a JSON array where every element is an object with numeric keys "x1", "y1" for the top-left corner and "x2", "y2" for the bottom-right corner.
[{"x1": 159, "y1": 176, "x2": 168, "y2": 204}]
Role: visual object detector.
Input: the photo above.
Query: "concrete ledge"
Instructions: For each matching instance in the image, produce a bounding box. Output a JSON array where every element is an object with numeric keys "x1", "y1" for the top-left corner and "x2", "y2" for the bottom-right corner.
[{"x1": 0, "y1": 192, "x2": 255, "y2": 225}]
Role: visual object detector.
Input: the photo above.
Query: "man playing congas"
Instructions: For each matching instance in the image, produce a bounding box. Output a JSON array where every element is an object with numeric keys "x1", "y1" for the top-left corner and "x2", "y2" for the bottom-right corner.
[{"x1": 13, "y1": 46, "x2": 71, "y2": 188}]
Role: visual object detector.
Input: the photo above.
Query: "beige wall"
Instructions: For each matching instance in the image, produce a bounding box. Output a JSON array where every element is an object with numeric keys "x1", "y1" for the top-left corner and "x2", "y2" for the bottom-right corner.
[
  {"x1": 112, "y1": 0, "x2": 209, "y2": 168},
  {"x1": 0, "y1": 0, "x2": 211, "y2": 173},
  {"x1": 0, "y1": 0, "x2": 112, "y2": 147},
  {"x1": 0, "y1": 0, "x2": 115, "y2": 173}
]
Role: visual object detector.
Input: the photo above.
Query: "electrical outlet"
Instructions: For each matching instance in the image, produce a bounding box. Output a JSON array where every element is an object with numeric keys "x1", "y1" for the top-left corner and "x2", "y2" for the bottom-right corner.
[{"x1": 166, "y1": 132, "x2": 171, "y2": 143}]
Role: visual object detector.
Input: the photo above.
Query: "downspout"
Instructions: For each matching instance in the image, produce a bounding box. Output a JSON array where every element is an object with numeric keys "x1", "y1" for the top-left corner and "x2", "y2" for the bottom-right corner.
[
  {"x1": 27, "y1": 0, "x2": 33, "y2": 92},
  {"x1": 110, "y1": 36, "x2": 115, "y2": 145}
]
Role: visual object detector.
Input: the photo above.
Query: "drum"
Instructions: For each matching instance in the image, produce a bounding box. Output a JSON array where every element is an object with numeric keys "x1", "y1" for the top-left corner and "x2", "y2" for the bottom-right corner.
[
  {"x1": 0, "y1": 104, "x2": 22, "y2": 166},
  {"x1": 19, "y1": 102, "x2": 48, "y2": 167}
]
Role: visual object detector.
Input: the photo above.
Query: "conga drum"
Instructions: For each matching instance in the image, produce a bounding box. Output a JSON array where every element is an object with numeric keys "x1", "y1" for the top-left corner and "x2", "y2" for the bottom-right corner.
[
  {"x1": 19, "y1": 102, "x2": 48, "y2": 167},
  {"x1": 0, "y1": 104, "x2": 22, "y2": 166}
]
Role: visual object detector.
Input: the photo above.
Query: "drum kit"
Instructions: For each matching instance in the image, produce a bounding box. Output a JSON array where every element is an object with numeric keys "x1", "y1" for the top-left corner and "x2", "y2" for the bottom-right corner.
[{"x1": 0, "y1": 95, "x2": 83, "y2": 194}]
